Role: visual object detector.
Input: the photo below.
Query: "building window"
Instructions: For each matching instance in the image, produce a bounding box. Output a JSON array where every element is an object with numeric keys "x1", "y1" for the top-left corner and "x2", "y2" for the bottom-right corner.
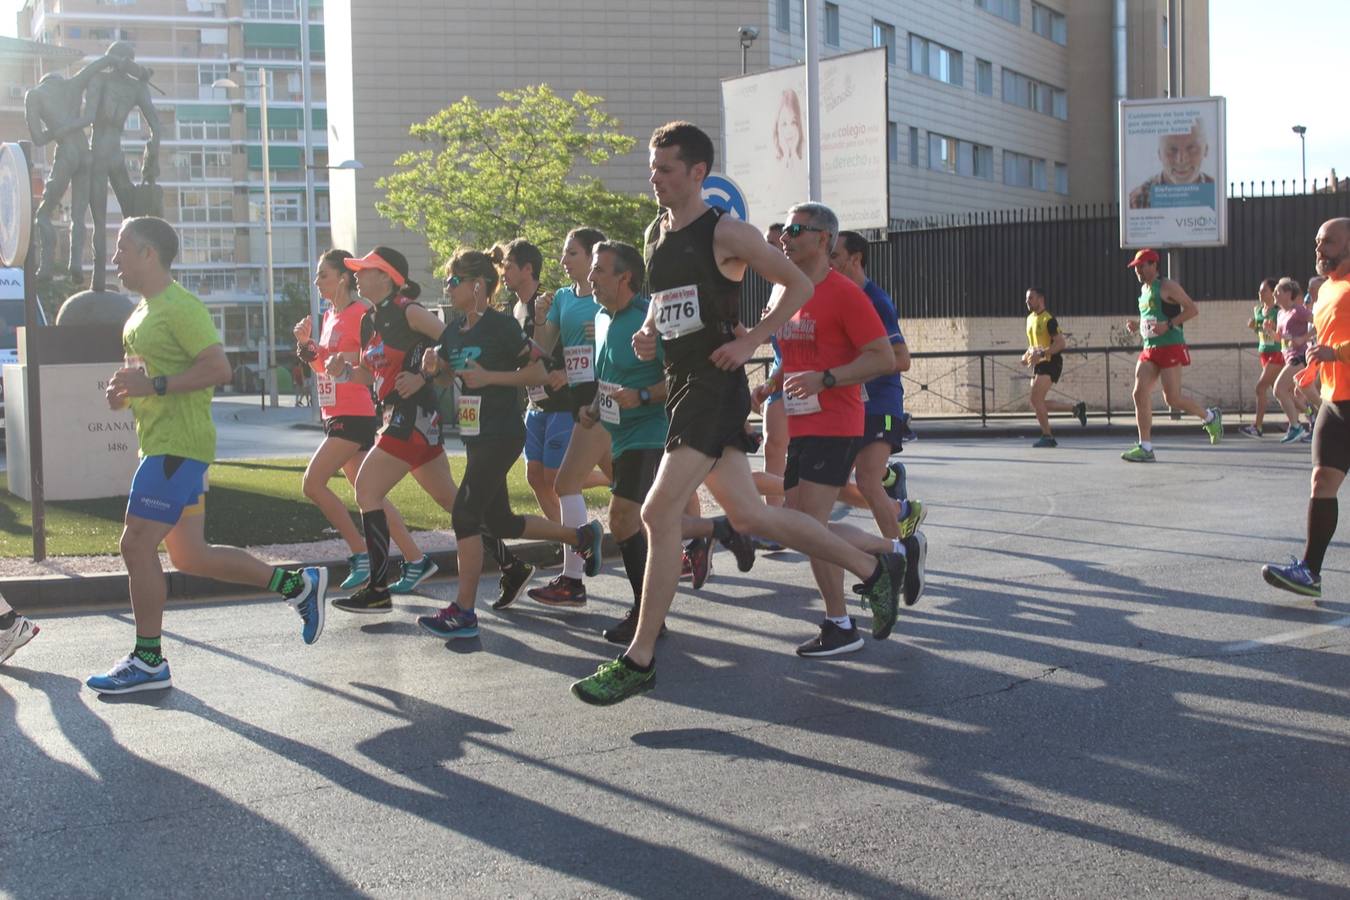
[
  {"x1": 976, "y1": 59, "x2": 993, "y2": 95},
  {"x1": 179, "y1": 188, "x2": 234, "y2": 223},
  {"x1": 1004, "y1": 150, "x2": 1047, "y2": 190},
  {"x1": 178, "y1": 119, "x2": 230, "y2": 141},
  {"x1": 1054, "y1": 162, "x2": 1069, "y2": 194},
  {"x1": 824, "y1": 2, "x2": 840, "y2": 46},
  {"x1": 179, "y1": 270, "x2": 234, "y2": 295},
  {"x1": 887, "y1": 121, "x2": 898, "y2": 163},
  {"x1": 873, "y1": 20, "x2": 896, "y2": 65},
  {"x1": 1032, "y1": 3, "x2": 1067, "y2": 44},
  {"x1": 124, "y1": 111, "x2": 142, "y2": 133},
  {"x1": 909, "y1": 34, "x2": 962, "y2": 86},
  {"x1": 1002, "y1": 68, "x2": 1067, "y2": 119},
  {"x1": 180, "y1": 228, "x2": 234, "y2": 265},
  {"x1": 198, "y1": 63, "x2": 230, "y2": 100},
  {"x1": 250, "y1": 192, "x2": 303, "y2": 223},
  {"x1": 909, "y1": 127, "x2": 920, "y2": 167},
  {"x1": 975, "y1": 0, "x2": 1021, "y2": 26},
  {"x1": 929, "y1": 134, "x2": 992, "y2": 179},
  {"x1": 244, "y1": 68, "x2": 277, "y2": 101},
  {"x1": 174, "y1": 147, "x2": 232, "y2": 180},
  {"x1": 775, "y1": 0, "x2": 791, "y2": 32},
  {"x1": 244, "y1": 0, "x2": 298, "y2": 18}
]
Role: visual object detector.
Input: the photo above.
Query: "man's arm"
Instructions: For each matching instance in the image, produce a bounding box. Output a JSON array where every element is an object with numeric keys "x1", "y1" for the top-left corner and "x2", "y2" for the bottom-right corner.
[
  {"x1": 784, "y1": 336, "x2": 893, "y2": 398},
  {"x1": 108, "y1": 343, "x2": 231, "y2": 403},
  {"x1": 1160, "y1": 279, "x2": 1199, "y2": 328},
  {"x1": 718, "y1": 218, "x2": 814, "y2": 346},
  {"x1": 893, "y1": 340, "x2": 911, "y2": 373}
]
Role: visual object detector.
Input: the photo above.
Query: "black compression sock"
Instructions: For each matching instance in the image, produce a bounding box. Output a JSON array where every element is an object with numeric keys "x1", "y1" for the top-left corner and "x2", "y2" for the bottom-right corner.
[
  {"x1": 710, "y1": 516, "x2": 733, "y2": 543},
  {"x1": 133, "y1": 634, "x2": 164, "y2": 667},
  {"x1": 1304, "y1": 497, "x2": 1338, "y2": 575},
  {"x1": 0, "y1": 610, "x2": 14, "y2": 630},
  {"x1": 860, "y1": 558, "x2": 884, "y2": 591},
  {"x1": 483, "y1": 533, "x2": 515, "y2": 569},
  {"x1": 620, "y1": 654, "x2": 653, "y2": 672},
  {"x1": 361, "y1": 509, "x2": 392, "y2": 591},
  {"x1": 269, "y1": 568, "x2": 306, "y2": 599},
  {"x1": 617, "y1": 531, "x2": 649, "y2": 606}
]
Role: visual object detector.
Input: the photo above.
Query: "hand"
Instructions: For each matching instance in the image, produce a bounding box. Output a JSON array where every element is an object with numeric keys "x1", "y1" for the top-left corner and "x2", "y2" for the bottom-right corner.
[
  {"x1": 108, "y1": 366, "x2": 153, "y2": 400},
  {"x1": 751, "y1": 382, "x2": 773, "y2": 407},
  {"x1": 612, "y1": 387, "x2": 640, "y2": 410},
  {"x1": 784, "y1": 370, "x2": 826, "y2": 399},
  {"x1": 393, "y1": 370, "x2": 427, "y2": 398},
  {"x1": 1308, "y1": 342, "x2": 1336, "y2": 363},
  {"x1": 535, "y1": 292, "x2": 553, "y2": 325},
  {"x1": 324, "y1": 354, "x2": 348, "y2": 379},
  {"x1": 632, "y1": 326, "x2": 658, "y2": 361},
  {"x1": 457, "y1": 358, "x2": 493, "y2": 389},
  {"x1": 546, "y1": 369, "x2": 568, "y2": 391},
  {"x1": 293, "y1": 315, "x2": 313, "y2": 343},
  {"x1": 709, "y1": 334, "x2": 756, "y2": 371},
  {"x1": 578, "y1": 405, "x2": 599, "y2": 429},
  {"x1": 1124, "y1": 319, "x2": 1140, "y2": 335}
]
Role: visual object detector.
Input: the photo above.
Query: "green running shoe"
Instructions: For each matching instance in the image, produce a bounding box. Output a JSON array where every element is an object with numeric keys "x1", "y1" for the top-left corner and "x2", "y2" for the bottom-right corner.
[
  {"x1": 571, "y1": 656, "x2": 655, "y2": 706},
  {"x1": 389, "y1": 555, "x2": 439, "y2": 594},
  {"x1": 1121, "y1": 444, "x2": 1156, "y2": 463},
  {"x1": 897, "y1": 498, "x2": 927, "y2": 539},
  {"x1": 340, "y1": 552, "x2": 370, "y2": 590},
  {"x1": 1203, "y1": 407, "x2": 1223, "y2": 444},
  {"x1": 1032, "y1": 435, "x2": 1058, "y2": 448},
  {"x1": 855, "y1": 552, "x2": 905, "y2": 640}
]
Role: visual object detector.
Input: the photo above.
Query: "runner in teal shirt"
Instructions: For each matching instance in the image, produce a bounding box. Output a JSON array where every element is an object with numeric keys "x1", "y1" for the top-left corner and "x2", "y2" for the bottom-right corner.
[{"x1": 595, "y1": 295, "x2": 667, "y2": 456}]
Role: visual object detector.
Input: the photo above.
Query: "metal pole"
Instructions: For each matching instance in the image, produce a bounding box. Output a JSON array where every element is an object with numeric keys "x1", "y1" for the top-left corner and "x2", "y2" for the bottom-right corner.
[
  {"x1": 741, "y1": 42, "x2": 747, "y2": 76},
  {"x1": 1301, "y1": 133, "x2": 1307, "y2": 186},
  {"x1": 803, "y1": 0, "x2": 823, "y2": 202},
  {"x1": 1165, "y1": 0, "x2": 1181, "y2": 283},
  {"x1": 260, "y1": 67, "x2": 278, "y2": 409},
  {"x1": 19, "y1": 140, "x2": 45, "y2": 562},
  {"x1": 300, "y1": 0, "x2": 321, "y2": 416}
]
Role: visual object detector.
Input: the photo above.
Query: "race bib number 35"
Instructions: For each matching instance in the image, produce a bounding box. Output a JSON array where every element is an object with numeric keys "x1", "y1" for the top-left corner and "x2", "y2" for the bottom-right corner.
[
  {"x1": 598, "y1": 381, "x2": 622, "y2": 425},
  {"x1": 316, "y1": 376, "x2": 336, "y2": 408},
  {"x1": 457, "y1": 394, "x2": 482, "y2": 437},
  {"x1": 653, "y1": 286, "x2": 704, "y2": 339},
  {"x1": 564, "y1": 345, "x2": 596, "y2": 385}
]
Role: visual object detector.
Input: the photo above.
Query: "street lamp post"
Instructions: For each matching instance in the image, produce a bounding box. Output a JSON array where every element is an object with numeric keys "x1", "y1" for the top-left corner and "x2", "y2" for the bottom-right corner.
[
  {"x1": 1292, "y1": 125, "x2": 1307, "y2": 187},
  {"x1": 738, "y1": 25, "x2": 758, "y2": 75}
]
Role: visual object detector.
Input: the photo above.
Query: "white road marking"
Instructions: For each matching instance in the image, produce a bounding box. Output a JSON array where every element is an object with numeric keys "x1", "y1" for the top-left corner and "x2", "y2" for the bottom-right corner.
[{"x1": 1223, "y1": 614, "x2": 1350, "y2": 653}]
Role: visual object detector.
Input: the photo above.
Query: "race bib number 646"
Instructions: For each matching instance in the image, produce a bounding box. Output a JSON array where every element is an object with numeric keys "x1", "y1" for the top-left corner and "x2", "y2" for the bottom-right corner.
[{"x1": 653, "y1": 286, "x2": 704, "y2": 339}]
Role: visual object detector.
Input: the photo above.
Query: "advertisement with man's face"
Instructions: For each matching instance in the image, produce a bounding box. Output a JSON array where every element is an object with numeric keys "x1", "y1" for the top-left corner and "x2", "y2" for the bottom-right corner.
[{"x1": 1119, "y1": 96, "x2": 1227, "y2": 247}]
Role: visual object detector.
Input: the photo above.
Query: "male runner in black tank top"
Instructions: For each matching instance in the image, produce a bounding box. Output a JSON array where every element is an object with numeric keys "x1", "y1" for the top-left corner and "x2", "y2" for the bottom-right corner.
[{"x1": 571, "y1": 121, "x2": 909, "y2": 706}]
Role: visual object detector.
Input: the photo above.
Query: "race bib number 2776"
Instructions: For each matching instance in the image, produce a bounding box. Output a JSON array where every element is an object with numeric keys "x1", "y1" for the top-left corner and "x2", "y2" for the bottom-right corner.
[{"x1": 653, "y1": 286, "x2": 704, "y2": 339}]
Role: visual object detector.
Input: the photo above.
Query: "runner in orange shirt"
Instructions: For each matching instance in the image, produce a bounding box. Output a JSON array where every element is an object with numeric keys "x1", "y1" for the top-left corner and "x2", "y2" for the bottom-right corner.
[{"x1": 1262, "y1": 218, "x2": 1350, "y2": 598}]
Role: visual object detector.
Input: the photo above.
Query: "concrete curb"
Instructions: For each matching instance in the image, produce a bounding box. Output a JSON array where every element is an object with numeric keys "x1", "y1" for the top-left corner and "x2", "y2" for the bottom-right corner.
[{"x1": 12, "y1": 536, "x2": 619, "y2": 613}]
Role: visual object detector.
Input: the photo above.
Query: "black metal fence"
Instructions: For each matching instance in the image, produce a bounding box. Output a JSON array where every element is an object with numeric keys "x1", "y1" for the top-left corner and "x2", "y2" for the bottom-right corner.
[{"x1": 738, "y1": 180, "x2": 1350, "y2": 323}]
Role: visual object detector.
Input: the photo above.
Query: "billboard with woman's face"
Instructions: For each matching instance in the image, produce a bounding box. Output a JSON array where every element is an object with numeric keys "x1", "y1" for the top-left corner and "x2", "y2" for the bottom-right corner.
[
  {"x1": 722, "y1": 47, "x2": 889, "y2": 231},
  {"x1": 1119, "y1": 96, "x2": 1227, "y2": 248}
]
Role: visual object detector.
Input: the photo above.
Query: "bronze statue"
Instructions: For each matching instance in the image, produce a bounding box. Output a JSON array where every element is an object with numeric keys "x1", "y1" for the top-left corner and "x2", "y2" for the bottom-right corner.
[
  {"x1": 84, "y1": 41, "x2": 162, "y2": 292},
  {"x1": 23, "y1": 53, "x2": 111, "y2": 281}
]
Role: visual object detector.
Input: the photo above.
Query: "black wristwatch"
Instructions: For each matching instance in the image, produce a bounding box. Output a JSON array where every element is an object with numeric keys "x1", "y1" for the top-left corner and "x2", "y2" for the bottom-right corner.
[
  {"x1": 821, "y1": 369, "x2": 836, "y2": 389},
  {"x1": 638, "y1": 387, "x2": 651, "y2": 406},
  {"x1": 152, "y1": 375, "x2": 168, "y2": 396}
]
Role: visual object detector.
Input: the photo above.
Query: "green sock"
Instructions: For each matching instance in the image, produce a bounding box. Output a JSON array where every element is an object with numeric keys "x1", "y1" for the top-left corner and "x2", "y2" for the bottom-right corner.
[
  {"x1": 269, "y1": 568, "x2": 306, "y2": 599},
  {"x1": 133, "y1": 635, "x2": 163, "y2": 667}
]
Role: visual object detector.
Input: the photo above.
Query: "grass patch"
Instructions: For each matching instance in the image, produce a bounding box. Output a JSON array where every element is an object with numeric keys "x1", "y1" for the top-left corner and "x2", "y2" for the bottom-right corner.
[{"x1": 0, "y1": 457, "x2": 609, "y2": 558}]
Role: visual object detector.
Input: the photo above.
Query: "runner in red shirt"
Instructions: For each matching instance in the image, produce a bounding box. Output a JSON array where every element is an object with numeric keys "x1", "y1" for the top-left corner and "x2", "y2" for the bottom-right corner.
[
  {"x1": 768, "y1": 202, "x2": 928, "y2": 657},
  {"x1": 293, "y1": 249, "x2": 427, "y2": 594}
]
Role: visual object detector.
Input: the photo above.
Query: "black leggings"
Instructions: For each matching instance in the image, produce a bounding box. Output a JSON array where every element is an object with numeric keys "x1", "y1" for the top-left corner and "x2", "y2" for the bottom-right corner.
[{"x1": 453, "y1": 435, "x2": 527, "y2": 541}]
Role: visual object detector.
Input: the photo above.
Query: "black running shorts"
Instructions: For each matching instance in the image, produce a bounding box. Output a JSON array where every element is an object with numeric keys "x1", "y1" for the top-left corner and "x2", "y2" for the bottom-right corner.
[
  {"x1": 323, "y1": 414, "x2": 378, "y2": 451},
  {"x1": 665, "y1": 367, "x2": 760, "y2": 459},
  {"x1": 611, "y1": 447, "x2": 663, "y2": 505},
  {"x1": 1312, "y1": 400, "x2": 1350, "y2": 473},
  {"x1": 783, "y1": 435, "x2": 860, "y2": 490}
]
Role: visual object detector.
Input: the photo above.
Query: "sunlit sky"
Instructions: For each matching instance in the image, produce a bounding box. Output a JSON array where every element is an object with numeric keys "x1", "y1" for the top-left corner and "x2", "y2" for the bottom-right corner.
[{"x1": 2, "y1": 0, "x2": 1346, "y2": 187}]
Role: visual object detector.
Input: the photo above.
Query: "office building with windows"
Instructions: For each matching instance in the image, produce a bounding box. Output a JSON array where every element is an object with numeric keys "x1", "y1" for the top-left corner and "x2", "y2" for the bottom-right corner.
[{"x1": 17, "y1": 0, "x2": 332, "y2": 368}]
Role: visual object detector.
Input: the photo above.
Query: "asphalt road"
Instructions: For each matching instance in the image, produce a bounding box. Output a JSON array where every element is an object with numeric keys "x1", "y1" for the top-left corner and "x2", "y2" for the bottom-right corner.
[{"x1": 3, "y1": 432, "x2": 1349, "y2": 898}]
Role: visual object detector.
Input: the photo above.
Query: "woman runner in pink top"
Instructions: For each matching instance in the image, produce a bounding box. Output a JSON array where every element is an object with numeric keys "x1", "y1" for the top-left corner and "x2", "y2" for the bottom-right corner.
[{"x1": 294, "y1": 249, "x2": 426, "y2": 590}]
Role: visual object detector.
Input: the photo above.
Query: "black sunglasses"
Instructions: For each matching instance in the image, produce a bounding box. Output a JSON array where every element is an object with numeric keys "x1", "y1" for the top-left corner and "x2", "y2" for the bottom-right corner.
[{"x1": 783, "y1": 223, "x2": 826, "y2": 238}]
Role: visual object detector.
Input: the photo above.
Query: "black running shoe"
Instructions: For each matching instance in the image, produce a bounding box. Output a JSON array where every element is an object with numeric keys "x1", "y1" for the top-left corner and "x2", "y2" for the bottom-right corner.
[
  {"x1": 685, "y1": 538, "x2": 711, "y2": 589},
  {"x1": 902, "y1": 532, "x2": 927, "y2": 607},
  {"x1": 602, "y1": 609, "x2": 667, "y2": 645},
  {"x1": 718, "y1": 526, "x2": 757, "y2": 573},
  {"x1": 492, "y1": 560, "x2": 536, "y2": 610},
  {"x1": 332, "y1": 585, "x2": 393, "y2": 614},
  {"x1": 796, "y1": 618, "x2": 865, "y2": 657}
]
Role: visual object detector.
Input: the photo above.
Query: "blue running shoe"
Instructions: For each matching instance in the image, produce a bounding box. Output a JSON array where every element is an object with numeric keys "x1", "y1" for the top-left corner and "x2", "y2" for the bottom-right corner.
[
  {"x1": 340, "y1": 552, "x2": 370, "y2": 590},
  {"x1": 287, "y1": 566, "x2": 328, "y2": 645},
  {"x1": 389, "y1": 555, "x2": 439, "y2": 594},
  {"x1": 1261, "y1": 557, "x2": 1321, "y2": 598},
  {"x1": 575, "y1": 520, "x2": 604, "y2": 577},
  {"x1": 418, "y1": 603, "x2": 479, "y2": 639},
  {"x1": 86, "y1": 655, "x2": 172, "y2": 695}
]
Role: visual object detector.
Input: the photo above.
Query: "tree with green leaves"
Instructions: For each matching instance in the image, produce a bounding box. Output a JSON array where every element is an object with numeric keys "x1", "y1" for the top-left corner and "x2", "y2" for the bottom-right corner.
[{"x1": 376, "y1": 84, "x2": 657, "y2": 284}]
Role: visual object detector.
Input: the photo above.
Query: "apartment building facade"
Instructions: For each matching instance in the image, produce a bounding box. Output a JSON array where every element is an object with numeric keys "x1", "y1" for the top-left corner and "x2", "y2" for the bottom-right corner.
[{"x1": 17, "y1": 0, "x2": 332, "y2": 364}]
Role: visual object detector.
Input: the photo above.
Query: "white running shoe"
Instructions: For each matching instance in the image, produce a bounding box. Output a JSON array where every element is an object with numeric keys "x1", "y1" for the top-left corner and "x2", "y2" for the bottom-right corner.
[{"x1": 0, "y1": 615, "x2": 39, "y2": 665}]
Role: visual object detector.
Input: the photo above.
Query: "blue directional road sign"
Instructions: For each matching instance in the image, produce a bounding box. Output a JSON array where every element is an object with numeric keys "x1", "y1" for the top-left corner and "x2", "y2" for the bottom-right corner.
[{"x1": 702, "y1": 173, "x2": 749, "y2": 222}]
